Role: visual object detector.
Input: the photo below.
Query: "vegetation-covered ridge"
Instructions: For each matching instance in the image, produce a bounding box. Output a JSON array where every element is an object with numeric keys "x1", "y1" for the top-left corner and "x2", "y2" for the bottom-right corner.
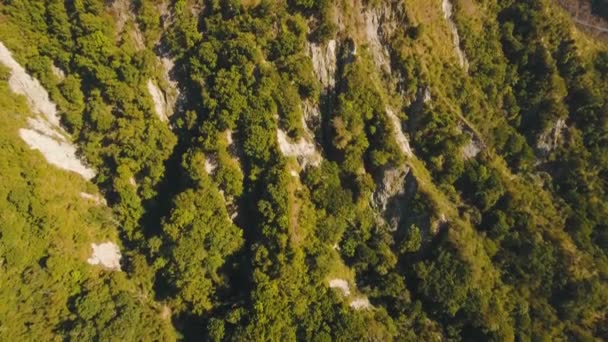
[{"x1": 0, "y1": 0, "x2": 607, "y2": 340}]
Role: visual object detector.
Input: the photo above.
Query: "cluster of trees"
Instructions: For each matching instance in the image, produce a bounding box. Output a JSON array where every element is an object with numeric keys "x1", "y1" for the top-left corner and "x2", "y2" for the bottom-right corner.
[
  {"x1": 332, "y1": 60, "x2": 403, "y2": 176},
  {"x1": 451, "y1": 0, "x2": 608, "y2": 338},
  {"x1": 154, "y1": 2, "x2": 389, "y2": 340},
  {"x1": 496, "y1": 0, "x2": 608, "y2": 269}
]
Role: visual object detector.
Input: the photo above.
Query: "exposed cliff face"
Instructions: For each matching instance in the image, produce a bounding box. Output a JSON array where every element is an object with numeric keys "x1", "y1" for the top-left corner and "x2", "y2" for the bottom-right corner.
[
  {"x1": 148, "y1": 52, "x2": 182, "y2": 125},
  {"x1": 372, "y1": 165, "x2": 413, "y2": 230},
  {"x1": 111, "y1": 0, "x2": 145, "y2": 49},
  {"x1": 373, "y1": 108, "x2": 416, "y2": 229},
  {"x1": 308, "y1": 39, "x2": 338, "y2": 91},
  {"x1": 113, "y1": 0, "x2": 179, "y2": 125},
  {"x1": 277, "y1": 128, "x2": 322, "y2": 168},
  {"x1": 159, "y1": 56, "x2": 183, "y2": 117},
  {"x1": 537, "y1": 118, "x2": 567, "y2": 156},
  {"x1": 302, "y1": 99, "x2": 321, "y2": 134},
  {"x1": 318, "y1": 1, "x2": 419, "y2": 229},
  {"x1": 386, "y1": 107, "x2": 413, "y2": 157},
  {"x1": 557, "y1": 0, "x2": 608, "y2": 36},
  {"x1": 441, "y1": 0, "x2": 469, "y2": 70},
  {"x1": 0, "y1": 42, "x2": 96, "y2": 180},
  {"x1": 147, "y1": 79, "x2": 169, "y2": 122},
  {"x1": 362, "y1": 7, "x2": 394, "y2": 74},
  {"x1": 460, "y1": 124, "x2": 483, "y2": 159}
]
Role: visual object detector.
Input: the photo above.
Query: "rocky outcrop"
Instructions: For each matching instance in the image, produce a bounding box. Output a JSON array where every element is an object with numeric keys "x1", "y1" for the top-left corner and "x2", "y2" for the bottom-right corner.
[
  {"x1": 277, "y1": 129, "x2": 322, "y2": 168},
  {"x1": 441, "y1": 0, "x2": 469, "y2": 71},
  {"x1": 373, "y1": 166, "x2": 410, "y2": 212},
  {"x1": 350, "y1": 297, "x2": 372, "y2": 310},
  {"x1": 18, "y1": 126, "x2": 96, "y2": 180},
  {"x1": 462, "y1": 138, "x2": 482, "y2": 159},
  {"x1": 302, "y1": 100, "x2": 321, "y2": 135},
  {"x1": 0, "y1": 42, "x2": 96, "y2": 180},
  {"x1": 386, "y1": 107, "x2": 413, "y2": 157},
  {"x1": 537, "y1": 118, "x2": 566, "y2": 156},
  {"x1": 110, "y1": 0, "x2": 145, "y2": 49},
  {"x1": 460, "y1": 124, "x2": 483, "y2": 159},
  {"x1": 0, "y1": 44, "x2": 60, "y2": 126},
  {"x1": 308, "y1": 39, "x2": 338, "y2": 91},
  {"x1": 557, "y1": 0, "x2": 608, "y2": 37},
  {"x1": 87, "y1": 242, "x2": 122, "y2": 271},
  {"x1": 147, "y1": 55, "x2": 182, "y2": 123},
  {"x1": 361, "y1": 7, "x2": 393, "y2": 74},
  {"x1": 431, "y1": 213, "x2": 449, "y2": 234},
  {"x1": 80, "y1": 192, "x2": 108, "y2": 206},
  {"x1": 51, "y1": 64, "x2": 65, "y2": 80},
  {"x1": 329, "y1": 278, "x2": 351, "y2": 296},
  {"x1": 159, "y1": 56, "x2": 183, "y2": 117},
  {"x1": 147, "y1": 79, "x2": 169, "y2": 122},
  {"x1": 328, "y1": 278, "x2": 372, "y2": 310},
  {"x1": 372, "y1": 165, "x2": 414, "y2": 231},
  {"x1": 204, "y1": 155, "x2": 218, "y2": 174}
]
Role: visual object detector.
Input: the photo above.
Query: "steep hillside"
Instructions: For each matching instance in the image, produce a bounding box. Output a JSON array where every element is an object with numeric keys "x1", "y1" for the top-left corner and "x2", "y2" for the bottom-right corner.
[{"x1": 0, "y1": 0, "x2": 607, "y2": 340}]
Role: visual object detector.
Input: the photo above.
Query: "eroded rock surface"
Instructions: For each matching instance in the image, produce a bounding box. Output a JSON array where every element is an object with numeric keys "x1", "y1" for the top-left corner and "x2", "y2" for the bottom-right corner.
[
  {"x1": 147, "y1": 79, "x2": 169, "y2": 122},
  {"x1": 87, "y1": 242, "x2": 122, "y2": 271},
  {"x1": 308, "y1": 39, "x2": 338, "y2": 91},
  {"x1": 441, "y1": 0, "x2": 469, "y2": 70},
  {"x1": 329, "y1": 279, "x2": 351, "y2": 296},
  {"x1": 277, "y1": 129, "x2": 322, "y2": 168},
  {"x1": 0, "y1": 42, "x2": 96, "y2": 180},
  {"x1": 537, "y1": 118, "x2": 566, "y2": 156}
]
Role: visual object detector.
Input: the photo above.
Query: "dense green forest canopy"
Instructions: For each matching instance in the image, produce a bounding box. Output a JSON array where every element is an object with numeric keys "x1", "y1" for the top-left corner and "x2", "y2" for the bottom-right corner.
[{"x1": 0, "y1": 0, "x2": 607, "y2": 340}]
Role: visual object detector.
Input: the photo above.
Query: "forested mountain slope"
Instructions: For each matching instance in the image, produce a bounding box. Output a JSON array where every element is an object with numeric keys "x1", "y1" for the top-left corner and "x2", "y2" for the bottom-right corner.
[{"x1": 0, "y1": 0, "x2": 606, "y2": 340}]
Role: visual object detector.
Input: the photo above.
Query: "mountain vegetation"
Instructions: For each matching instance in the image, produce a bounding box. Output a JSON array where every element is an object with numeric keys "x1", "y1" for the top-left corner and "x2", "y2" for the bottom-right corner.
[{"x1": 0, "y1": 0, "x2": 607, "y2": 340}]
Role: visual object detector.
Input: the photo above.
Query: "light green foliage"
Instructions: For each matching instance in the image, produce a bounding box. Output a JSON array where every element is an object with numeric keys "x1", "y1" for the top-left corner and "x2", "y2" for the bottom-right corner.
[
  {"x1": 163, "y1": 0, "x2": 201, "y2": 56},
  {"x1": 0, "y1": 77, "x2": 174, "y2": 340},
  {"x1": 1, "y1": 0, "x2": 608, "y2": 340},
  {"x1": 400, "y1": 225, "x2": 422, "y2": 253},
  {"x1": 64, "y1": 275, "x2": 176, "y2": 341}
]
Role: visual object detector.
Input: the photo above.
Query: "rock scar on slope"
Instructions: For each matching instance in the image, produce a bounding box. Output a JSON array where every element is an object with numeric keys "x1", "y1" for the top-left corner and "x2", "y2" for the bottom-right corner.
[
  {"x1": 87, "y1": 242, "x2": 122, "y2": 271},
  {"x1": 277, "y1": 129, "x2": 322, "y2": 168},
  {"x1": 441, "y1": 0, "x2": 469, "y2": 71},
  {"x1": 0, "y1": 41, "x2": 96, "y2": 180}
]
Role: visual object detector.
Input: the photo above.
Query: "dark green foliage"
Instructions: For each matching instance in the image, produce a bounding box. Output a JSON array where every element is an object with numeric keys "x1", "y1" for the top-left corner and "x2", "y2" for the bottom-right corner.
[
  {"x1": 415, "y1": 248, "x2": 472, "y2": 318},
  {"x1": 459, "y1": 160, "x2": 505, "y2": 211},
  {"x1": 160, "y1": 173, "x2": 243, "y2": 314},
  {"x1": 410, "y1": 105, "x2": 467, "y2": 184},
  {"x1": 333, "y1": 61, "x2": 403, "y2": 174},
  {"x1": 407, "y1": 25, "x2": 424, "y2": 40},
  {"x1": 64, "y1": 276, "x2": 175, "y2": 341}
]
